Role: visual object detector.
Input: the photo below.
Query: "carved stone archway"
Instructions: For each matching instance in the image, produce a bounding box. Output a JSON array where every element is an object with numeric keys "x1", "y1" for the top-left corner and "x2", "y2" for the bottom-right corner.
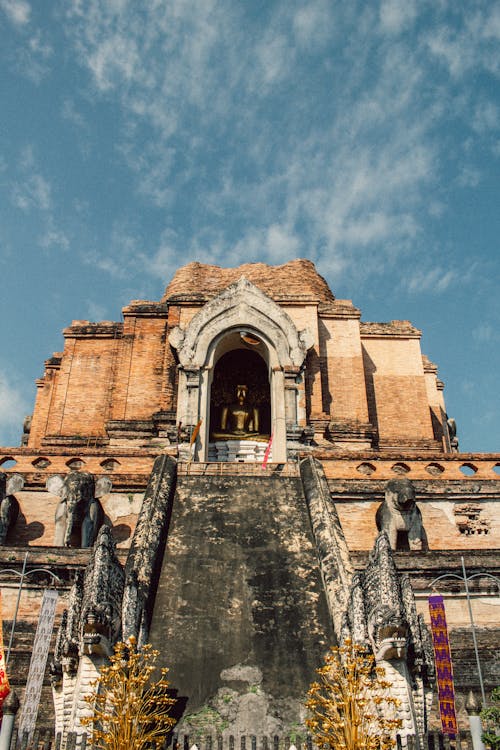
[{"x1": 168, "y1": 277, "x2": 313, "y2": 462}]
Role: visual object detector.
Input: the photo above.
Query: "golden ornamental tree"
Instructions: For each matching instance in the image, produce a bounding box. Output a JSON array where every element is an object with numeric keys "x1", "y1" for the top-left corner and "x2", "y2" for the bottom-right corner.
[
  {"x1": 306, "y1": 639, "x2": 402, "y2": 750},
  {"x1": 81, "y1": 637, "x2": 177, "y2": 750}
]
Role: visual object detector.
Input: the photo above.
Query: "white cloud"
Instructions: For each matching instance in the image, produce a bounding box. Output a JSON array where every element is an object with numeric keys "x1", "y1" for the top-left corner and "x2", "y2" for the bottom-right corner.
[
  {"x1": 481, "y1": 6, "x2": 500, "y2": 41},
  {"x1": 61, "y1": 99, "x2": 87, "y2": 129},
  {"x1": 405, "y1": 266, "x2": 460, "y2": 294},
  {"x1": 0, "y1": 0, "x2": 30, "y2": 26},
  {"x1": 60, "y1": 1, "x2": 499, "y2": 297},
  {"x1": 426, "y1": 7, "x2": 500, "y2": 80},
  {"x1": 87, "y1": 34, "x2": 140, "y2": 91},
  {"x1": 456, "y1": 166, "x2": 481, "y2": 188},
  {"x1": 0, "y1": 370, "x2": 29, "y2": 445},
  {"x1": 254, "y1": 33, "x2": 293, "y2": 87},
  {"x1": 39, "y1": 228, "x2": 70, "y2": 250},
  {"x1": 29, "y1": 30, "x2": 52, "y2": 59},
  {"x1": 293, "y1": 0, "x2": 332, "y2": 48},
  {"x1": 87, "y1": 301, "x2": 108, "y2": 321},
  {"x1": 12, "y1": 173, "x2": 51, "y2": 211},
  {"x1": 379, "y1": 0, "x2": 417, "y2": 33},
  {"x1": 472, "y1": 101, "x2": 499, "y2": 134},
  {"x1": 472, "y1": 323, "x2": 499, "y2": 343}
]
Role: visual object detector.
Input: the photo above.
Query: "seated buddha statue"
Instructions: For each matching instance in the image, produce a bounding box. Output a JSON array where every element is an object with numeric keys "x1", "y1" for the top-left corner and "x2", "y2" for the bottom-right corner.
[{"x1": 214, "y1": 384, "x2": 260, "y2": 438}]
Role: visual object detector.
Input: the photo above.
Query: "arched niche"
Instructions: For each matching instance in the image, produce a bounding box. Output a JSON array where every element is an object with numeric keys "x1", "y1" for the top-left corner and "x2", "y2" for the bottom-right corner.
[
  {"x1": 209, "y1": 347, "x2": 271, "y2": 440},
  {"x1": 169, "y1": 278, "x2": 313, "y2": 462}
]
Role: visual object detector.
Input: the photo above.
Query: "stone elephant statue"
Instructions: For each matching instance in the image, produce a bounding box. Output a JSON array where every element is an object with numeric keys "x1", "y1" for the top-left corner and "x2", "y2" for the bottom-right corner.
[
  {"x1": 0, "y1": 472, "x2": 24, "y2": 544},
  {"x1": 47, "y1": 471, "x2": 111, "y2": 548},
  {"x1": 375, "y1": 478, "x2": 426, "y2": 551}
]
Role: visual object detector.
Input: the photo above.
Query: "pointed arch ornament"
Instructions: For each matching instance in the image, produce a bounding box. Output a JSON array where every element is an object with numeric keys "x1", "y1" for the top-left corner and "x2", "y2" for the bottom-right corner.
[{"x1": 169, "y1": 277, "x2": 314, "y2": 462}]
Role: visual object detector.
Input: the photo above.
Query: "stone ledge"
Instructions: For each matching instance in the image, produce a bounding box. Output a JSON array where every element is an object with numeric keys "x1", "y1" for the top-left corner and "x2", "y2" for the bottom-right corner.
[
  {"x1": 63, "y1": 321, "x2": 123, "y2": 338},
  {"x1": 41, "y1": 434, "x2": 110, "y2": 448},
  {"x1": 360, "y1": 320, "x2": 421, "y2": 337},
  {"x1": 122, "y1": 300, "x2": 169, "y2": 317},
  {"x1": 350, "y1": 549, "x2": 500, "y2": 592}
]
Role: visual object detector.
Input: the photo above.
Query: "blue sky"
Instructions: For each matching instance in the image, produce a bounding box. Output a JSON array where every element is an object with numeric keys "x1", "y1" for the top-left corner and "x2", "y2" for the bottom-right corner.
[{"x1": 0, "y1": 0, "x2": 499, "y2": 452}]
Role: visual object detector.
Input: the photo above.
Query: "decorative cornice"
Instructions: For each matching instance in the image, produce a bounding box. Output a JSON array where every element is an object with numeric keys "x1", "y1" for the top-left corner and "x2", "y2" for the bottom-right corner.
[{"x1": 360, "y1": 320, "x2": 421, "y2": 338}]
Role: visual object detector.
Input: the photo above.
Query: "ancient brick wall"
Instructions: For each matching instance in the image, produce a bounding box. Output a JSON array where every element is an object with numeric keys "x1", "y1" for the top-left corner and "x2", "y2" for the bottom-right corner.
[
  {"x1": 321, "y1": 316, "x2": 370, "y2": 424},
  {"x1": 7, "y1": 489, "x2": 143, "y2": 548},
  {"x1": 44, "y1": 324, "x2": 122, "y2": 439},
  {"x1": 23, "y1": 260, "x2": 451, "y2": 452},
  {"x1": 330, "y1": 477, "x2": 500, "y2": 552},
  {"x1": 28, "y1": 358, "x2": 62, "y2": 448},
  {"x1": 423, "y1": 356, "x2": 446, "y2": 445},
  {"x1": 361, "y1": 329, "x2": 436, "y2": 447},
  {"x1": 111, "y1": 309, "x2": 168, "y2": 421},
  {"x1": 162, "y1": 259, "x2": 335, "y2": 303}
]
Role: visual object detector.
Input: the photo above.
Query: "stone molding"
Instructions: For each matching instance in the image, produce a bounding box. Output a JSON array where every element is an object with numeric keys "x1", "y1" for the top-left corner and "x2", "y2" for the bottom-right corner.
[
  {"x1": 168, "y1": 278, "x2": 314, "y2": 462},
  {"x1": 169, "y1": 277, "x2": 313, "y2": 370}
]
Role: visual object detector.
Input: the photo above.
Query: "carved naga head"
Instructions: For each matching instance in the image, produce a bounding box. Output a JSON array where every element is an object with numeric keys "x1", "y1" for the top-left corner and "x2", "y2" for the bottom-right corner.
[{"x1": 367, "y1": 604, "x2": 409, "y2": 661}]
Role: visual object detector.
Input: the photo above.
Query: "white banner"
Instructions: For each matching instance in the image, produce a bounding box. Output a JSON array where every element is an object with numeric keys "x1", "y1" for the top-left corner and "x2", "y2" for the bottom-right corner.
[{"x1": 17, "y1": 589, "x2": 59, "y2": 741}]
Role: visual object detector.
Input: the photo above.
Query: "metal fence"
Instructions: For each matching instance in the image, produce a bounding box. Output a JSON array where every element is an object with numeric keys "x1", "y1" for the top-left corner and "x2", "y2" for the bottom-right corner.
[{"x1": 9, "y1": 730, "x2": 476, "y2": 750}]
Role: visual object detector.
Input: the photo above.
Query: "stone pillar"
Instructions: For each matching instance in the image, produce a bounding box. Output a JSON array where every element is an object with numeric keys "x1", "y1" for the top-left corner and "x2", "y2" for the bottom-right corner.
[
  {"x1": 0, "y1": 691, "x2": 19, "y2": 750},
  {"x1": 284, "y1": 368, "x2": 299, "y2": 428},
  {"x1": 176, "y1": 366, "x2": 201, "y2": 458},
  {"x1": 271, "y1": 367, "x2": 287, "y2": 463},
  {"x1": 466, "y1": 691, "x2": 486, "y2": 750}
]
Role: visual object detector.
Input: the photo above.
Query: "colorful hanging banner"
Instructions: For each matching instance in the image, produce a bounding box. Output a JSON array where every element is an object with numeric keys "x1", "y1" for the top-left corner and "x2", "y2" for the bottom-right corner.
[
  {"x1": 17, "y1": 589, "x2": 58, "y2": 740},
  {"x1": 0, "y1": 591, "x2": 11, "y2": 710},
  {"x1": 190, "y1": 418, "x2": 203, "y2": 446},
  {"x1": 261, "y1": 433, "x2": 273, "y2": 470},
  {"x1": 428, "y1": 594, "x2": 458, "y2": 736},
  {"x1": 187, "y1": 418, "x2": 203, "y2": 463}
]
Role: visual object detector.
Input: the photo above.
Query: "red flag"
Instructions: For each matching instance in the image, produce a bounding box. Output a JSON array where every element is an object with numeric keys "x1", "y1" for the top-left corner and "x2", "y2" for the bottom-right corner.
[
  {"x1": 261, "y1": 433, "x2": 273, "y2": 470},
  {"x1": 0, "y1": 591, "x2": 10, "y2": 710}
]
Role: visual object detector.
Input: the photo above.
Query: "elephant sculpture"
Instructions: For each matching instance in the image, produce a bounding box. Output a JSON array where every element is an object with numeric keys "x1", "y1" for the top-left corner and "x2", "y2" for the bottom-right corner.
[
  {"x1": 376, "y1": 478, "x2": 426, "y2": 551},
  {"x1": 47, "y1": 471, "x2": 111, "y2": 548},
  {"x1": 0, "y1": 472, "x2": 24, "y2": 544}
]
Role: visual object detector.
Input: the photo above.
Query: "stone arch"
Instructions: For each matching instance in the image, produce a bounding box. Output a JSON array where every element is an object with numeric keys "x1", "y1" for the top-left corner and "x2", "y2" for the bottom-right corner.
[{"x1": 169, "y1": 277, "x2": 313, "y2": 461}]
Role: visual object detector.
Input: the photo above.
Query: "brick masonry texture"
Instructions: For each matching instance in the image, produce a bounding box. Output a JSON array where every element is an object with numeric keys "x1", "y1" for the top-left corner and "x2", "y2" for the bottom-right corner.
[
  {"x1": 25, "y1": 259, "x2": 447, "y2": 450},
  {"x1": 162, "y1": 258, "x2": 335, "y2": 303},
  {"x1": 0, "y1": 259, "x2": 498, "y2": 734}
]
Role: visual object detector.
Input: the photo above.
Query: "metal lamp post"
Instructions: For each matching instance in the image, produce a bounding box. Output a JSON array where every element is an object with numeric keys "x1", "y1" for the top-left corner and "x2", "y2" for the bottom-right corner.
[{"x1": 0, "y1": 552, "x2": 63, "y2": 665}]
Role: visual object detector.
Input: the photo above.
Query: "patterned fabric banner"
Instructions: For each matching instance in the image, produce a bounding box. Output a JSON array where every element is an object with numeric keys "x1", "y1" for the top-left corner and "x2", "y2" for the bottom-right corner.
[
  {"x1": 261, "y1": 432, "x2": 273, "y2": 470},
  {"x1": 0, "y1": 590, "x2": 10, "y2": 710},
  {"x1": 428, "y1": 594, "x2": 458, "y2": 736},
  {"x1": 17, "y1": 589, "x2": 58, "y2": 739}
]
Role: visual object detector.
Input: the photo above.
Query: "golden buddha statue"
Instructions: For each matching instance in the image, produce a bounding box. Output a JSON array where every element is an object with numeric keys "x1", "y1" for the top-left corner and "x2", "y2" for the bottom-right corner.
[{"x1": 215, "y1": 384, "x2": 260, "y2": 438}]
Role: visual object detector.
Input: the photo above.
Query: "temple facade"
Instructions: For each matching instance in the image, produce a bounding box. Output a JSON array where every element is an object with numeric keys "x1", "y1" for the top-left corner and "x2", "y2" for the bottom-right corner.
[
  {"x1": 26, "y1": 259, "x2": 449, "y2": 460},
  {"x1": 0, "y1": 259, "x2": 498, "y2": 742}
]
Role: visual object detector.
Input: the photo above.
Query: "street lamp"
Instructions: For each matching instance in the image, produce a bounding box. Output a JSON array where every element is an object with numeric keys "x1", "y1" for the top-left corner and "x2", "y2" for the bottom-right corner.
[{"x1": 0, "y1": 552, "x2": 63, "y2": 665}]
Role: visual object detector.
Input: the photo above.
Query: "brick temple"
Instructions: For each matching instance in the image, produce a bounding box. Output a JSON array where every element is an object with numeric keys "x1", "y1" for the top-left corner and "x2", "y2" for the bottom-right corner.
[{"x1": 0, "y1": 259, "x2": 498, "y2": 742}]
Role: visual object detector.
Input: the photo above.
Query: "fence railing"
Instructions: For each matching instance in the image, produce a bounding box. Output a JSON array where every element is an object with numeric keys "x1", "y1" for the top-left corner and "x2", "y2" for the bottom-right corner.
[
  {"x1": 178, "y1": 461, "x2": 299, "y2": 477},
  {"x1": 8, "y1": 730, "x2": 476, "y2": 750}
]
